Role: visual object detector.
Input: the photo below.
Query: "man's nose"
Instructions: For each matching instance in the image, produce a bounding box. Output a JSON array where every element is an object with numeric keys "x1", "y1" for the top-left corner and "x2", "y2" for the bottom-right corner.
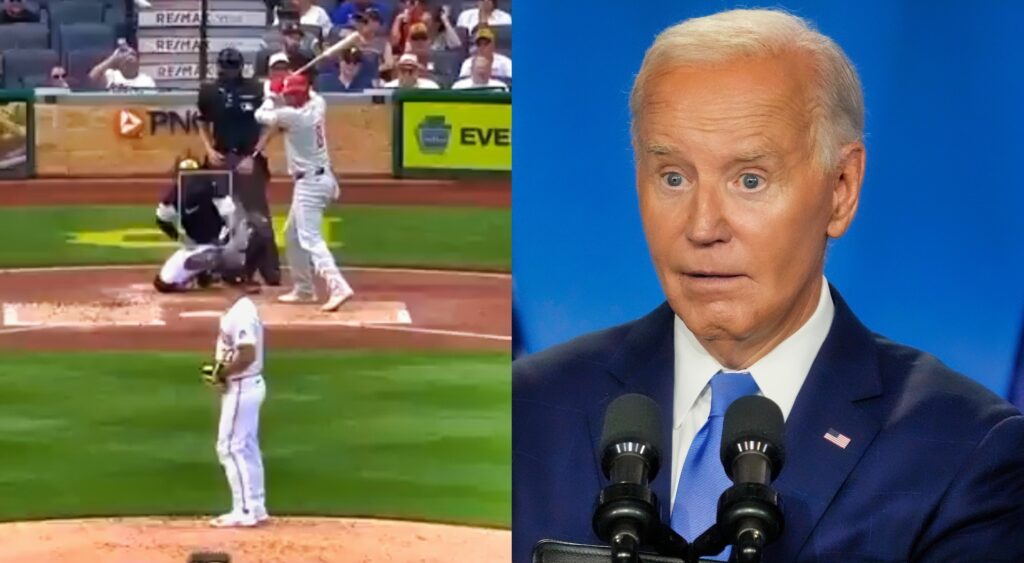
[{"x1": 684, "y1": 183, "x2": 731, "y2": 247}]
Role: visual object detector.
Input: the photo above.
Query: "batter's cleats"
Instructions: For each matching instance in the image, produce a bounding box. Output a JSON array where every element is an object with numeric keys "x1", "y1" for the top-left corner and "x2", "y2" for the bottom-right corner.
[
  {"x1": 277, "y1": 289, "x2": 317, "y2": 303},
  {"x1": 209, "y1": 511, "x2": 258, "y2": 528},
  {"x1": 254, "y1": 507, "x2": 270, "y2": 523},
  {"x1": 321, "y1": 288, "x2": 354, "y2": 312}
]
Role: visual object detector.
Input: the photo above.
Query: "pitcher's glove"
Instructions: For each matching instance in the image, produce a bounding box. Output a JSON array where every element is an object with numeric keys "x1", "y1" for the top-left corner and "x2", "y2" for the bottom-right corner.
[{"x1": 201, "y1": 361, "x2": 227, "y2": 391}]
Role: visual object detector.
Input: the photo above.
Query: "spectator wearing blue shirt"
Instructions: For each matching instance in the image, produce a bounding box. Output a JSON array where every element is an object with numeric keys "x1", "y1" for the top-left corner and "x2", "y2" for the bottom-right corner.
[
  {"x1": 316, "y1": 47, "x2": 376, "y2": 92},
  {"x1": 330, "y1": 0, "x2": 389, "y2": 28}
]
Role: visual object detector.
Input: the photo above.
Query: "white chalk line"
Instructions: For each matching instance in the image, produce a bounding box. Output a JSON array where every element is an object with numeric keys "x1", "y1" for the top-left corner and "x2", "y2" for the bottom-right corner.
[
  {"x1": 0, "y1": 325, "x2": 57, "y2": 335},
  {"x1": 0, "y1": 265, "x2": 510, "y2": 279},
  {"x1": 29, "y1": 177, "x2": 458, "y2": 187},
  {"x1": 359, "y1": 324, "x2": 511, "y2": 342}
]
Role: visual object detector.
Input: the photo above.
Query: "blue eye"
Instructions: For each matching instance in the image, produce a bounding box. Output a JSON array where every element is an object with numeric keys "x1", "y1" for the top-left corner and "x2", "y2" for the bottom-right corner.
[
  {"x1": 662, "y1": 172, "x2": 685, "y2": 188},
  {"x1": 739, "y1": 173, "x2": 764, "y2": 190}
]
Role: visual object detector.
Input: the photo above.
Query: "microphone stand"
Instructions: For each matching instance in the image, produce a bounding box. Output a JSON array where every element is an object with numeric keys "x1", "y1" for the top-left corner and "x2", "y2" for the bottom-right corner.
[{"x1": 534, "y1": 483, "x2": 782, "y2": 563}]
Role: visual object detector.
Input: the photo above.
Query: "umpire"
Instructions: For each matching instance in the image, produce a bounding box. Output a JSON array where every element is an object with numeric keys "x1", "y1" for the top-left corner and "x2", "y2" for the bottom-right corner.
[{"x1": 196, "y1": 47, "x2": 282, "y2": 286}]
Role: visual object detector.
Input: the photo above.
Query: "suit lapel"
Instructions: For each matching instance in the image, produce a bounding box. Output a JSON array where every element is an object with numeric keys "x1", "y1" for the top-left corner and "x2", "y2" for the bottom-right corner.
[
  {"x1": 586, "y1": 302, "x2": 677, "y2": 523},
  {"x1": 767, "y1": 287, "x2": 884, "y2": 560}
]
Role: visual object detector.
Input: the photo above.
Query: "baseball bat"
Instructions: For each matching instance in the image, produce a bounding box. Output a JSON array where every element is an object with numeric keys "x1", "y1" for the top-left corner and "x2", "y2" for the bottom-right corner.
[{"x1": 291, "y1": 31, "x2": 366, "y2": 77}]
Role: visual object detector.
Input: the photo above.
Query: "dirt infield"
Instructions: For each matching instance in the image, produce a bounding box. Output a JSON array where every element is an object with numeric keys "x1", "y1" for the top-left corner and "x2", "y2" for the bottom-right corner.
[
  {"x1": 0, "y1": 517, "x2": 510, "y2": 562},
  {"x1": 0, "y1": 266, "x2": 510, "y2": 352},
  {"x1": 0, "y1": 177, "x2": 510, "y2": 207}
]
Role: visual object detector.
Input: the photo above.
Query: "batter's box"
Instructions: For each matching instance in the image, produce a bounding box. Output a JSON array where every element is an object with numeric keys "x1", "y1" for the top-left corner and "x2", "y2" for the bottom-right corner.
[
  {"x1": 2, "y1": 302, "x2": 166, "y2": 327},
  {"x1": 258, "y1": 301, "x2": 412, "y2": 326}
]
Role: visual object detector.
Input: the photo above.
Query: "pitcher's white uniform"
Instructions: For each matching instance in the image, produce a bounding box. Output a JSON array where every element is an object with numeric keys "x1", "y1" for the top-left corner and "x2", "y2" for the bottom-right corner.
[
  {"x1": 255, "y1": 90, "x2": 354, "y2": 309},
  {"x1": 214, "y1": 295, "x2": 267, "y2": 525}
]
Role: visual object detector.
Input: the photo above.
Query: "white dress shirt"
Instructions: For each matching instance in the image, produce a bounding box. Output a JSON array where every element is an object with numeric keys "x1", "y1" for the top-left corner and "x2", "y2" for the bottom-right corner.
[{"x1": 669, "y1": 278, "x2": 835, "y2": 509}]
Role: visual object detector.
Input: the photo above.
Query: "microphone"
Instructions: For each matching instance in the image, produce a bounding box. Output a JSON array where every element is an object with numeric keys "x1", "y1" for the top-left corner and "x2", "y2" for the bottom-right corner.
[
  {"x1": 716, "y1": 396, "x2": 786, "y2": 562},
  {"x1": 592, "y1": 393, "x2": 664, "y2": 562}
]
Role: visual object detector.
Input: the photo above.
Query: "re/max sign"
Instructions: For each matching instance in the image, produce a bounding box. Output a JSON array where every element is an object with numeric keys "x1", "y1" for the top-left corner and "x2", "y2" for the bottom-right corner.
[{"x1": 458, "y1": 127, "x2": 510, "y2": 147}]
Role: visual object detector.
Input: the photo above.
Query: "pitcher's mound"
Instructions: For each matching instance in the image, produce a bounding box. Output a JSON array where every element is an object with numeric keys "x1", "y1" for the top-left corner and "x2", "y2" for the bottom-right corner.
[{"x1": 0, "y1": 516, "x2": 510, "y2": 562}]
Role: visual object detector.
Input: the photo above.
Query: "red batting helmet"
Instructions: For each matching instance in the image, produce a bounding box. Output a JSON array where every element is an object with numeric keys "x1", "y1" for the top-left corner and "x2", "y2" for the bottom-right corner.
[{"x1": 282, "y1": 74, "x2": 311, "y2": 107}]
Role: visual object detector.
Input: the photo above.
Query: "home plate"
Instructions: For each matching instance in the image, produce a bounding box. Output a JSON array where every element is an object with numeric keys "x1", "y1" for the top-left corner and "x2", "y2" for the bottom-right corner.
[
  {"x1": 3, "y1": 302, "x2": 165, "y2": 327},
  {"x1": 260, "y1": 301, "x2": 412, "y2": 326},
  {"x1": 180, "y1": 310, "x2": 222, "y2": 318}
]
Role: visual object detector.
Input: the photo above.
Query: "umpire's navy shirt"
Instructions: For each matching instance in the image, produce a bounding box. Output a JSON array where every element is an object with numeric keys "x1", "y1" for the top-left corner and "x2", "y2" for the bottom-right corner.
[{"x1": 197, "y1": 77, "x2": 264, "y2": 155}]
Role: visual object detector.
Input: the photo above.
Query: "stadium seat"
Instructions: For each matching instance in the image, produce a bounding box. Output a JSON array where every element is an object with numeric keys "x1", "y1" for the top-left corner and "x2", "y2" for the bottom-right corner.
[
  {"x1": 431, "y1": 49, "x2": 462, "y2": 83},
  {"x1": 19, "y1": 73, "x2": 52, "y2": 88},
  {"x1": 314, "y1": 72, "x2": 342, "y2": 92},
  {"x1": 48, "y1": 0, "x2": 106, "y2": 25},
  {"x1": 1, "y1": 48, "x2": 60, "y2": 88},
  {"x1": 56, "y1": 22, "x2": 115, "y2": 57},
  {"x1": 254, "y1": 48, "x2": 275, "y2": 77},
  {"x1": 0, "y1": 23, "x2": 51, "y2": 50},
  {"x1": 65, "y1": 47, "x2": 109, "y2": 82},
  {"x1": 491, "y1": 24, "x2": 510, "y2": 53},
  {"x1": 103, "y1": 3, "x2": 125, "y2": 25}
]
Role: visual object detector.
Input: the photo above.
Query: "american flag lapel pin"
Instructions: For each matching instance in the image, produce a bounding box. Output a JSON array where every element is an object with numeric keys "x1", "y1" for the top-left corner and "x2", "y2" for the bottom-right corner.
[{"x1": 823, "y1": 428, "x2": 851, "y2": 449}]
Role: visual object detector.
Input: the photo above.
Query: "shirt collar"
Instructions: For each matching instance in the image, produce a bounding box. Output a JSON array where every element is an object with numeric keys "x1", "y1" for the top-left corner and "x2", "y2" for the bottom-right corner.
[{"x1": 673, "y1": 277, "x2": 835, "y2": 426}]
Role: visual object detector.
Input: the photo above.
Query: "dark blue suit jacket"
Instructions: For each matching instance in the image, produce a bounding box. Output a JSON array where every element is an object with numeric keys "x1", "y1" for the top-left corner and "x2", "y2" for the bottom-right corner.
[{"x1": 513, "y1": 288, "x2": 1024, "y2": 562}]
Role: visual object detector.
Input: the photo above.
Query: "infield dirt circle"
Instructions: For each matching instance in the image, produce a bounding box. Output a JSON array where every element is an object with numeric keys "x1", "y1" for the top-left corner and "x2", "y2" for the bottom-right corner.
[{"x1": 0, "y1": 517, "x2": 510, "y2": 562}]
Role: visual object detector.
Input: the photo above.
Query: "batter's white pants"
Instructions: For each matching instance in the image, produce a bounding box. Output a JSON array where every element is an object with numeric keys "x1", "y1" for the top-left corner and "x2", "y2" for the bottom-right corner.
[
  {"x1": 216, "y1": 375, "x2": 266, "y2": 517},
  {"x1": 158, "y1": 244, "x2": 217, "y2": 285},
  {"x1": 283, "y1": 173, "x2": 353, "y2": 297}
]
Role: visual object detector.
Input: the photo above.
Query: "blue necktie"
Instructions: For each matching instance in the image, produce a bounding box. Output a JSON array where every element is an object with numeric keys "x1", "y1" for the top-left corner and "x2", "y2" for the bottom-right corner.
[{"x1": 671, "y1": 371, "x2": 760, "y2": 560}]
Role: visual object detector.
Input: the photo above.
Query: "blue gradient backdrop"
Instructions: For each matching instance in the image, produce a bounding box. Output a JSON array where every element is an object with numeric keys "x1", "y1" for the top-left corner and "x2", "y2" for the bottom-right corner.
[{"x1": 513, "y1": 1, "x2": 1024, "y2": 396}]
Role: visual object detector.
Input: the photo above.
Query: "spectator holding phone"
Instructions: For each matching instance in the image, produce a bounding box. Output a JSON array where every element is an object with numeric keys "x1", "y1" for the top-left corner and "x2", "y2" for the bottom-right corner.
[
  {"x1": 420, "y1": 4, "x2": 461, "y2": 51},
  {"x1": 88, "y1": 42, "x2": 157, "y2": 90},
  {"x1": 390, "y1": 0, "x2": 427, "y2": 55}
]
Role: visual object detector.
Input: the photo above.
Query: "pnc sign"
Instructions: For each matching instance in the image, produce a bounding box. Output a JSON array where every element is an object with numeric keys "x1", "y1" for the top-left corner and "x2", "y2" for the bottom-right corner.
[{"x1": 115, "y1": 107, "x2": 203, "y2": 138}]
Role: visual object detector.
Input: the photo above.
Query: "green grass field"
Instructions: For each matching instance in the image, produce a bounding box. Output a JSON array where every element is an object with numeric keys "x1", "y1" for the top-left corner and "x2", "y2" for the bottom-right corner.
[
  {"x1": 0, "y1": 351, "x2": 510, "y2": 526},
  {"x1": 0, "y1": 204, "x2": 510, "y2": 271}
]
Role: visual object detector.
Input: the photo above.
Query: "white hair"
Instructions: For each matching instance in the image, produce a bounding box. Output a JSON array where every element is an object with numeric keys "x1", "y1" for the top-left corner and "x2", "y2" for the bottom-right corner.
[{"x1": 629, "y1": 9, "x2": 864, "y2": 169}]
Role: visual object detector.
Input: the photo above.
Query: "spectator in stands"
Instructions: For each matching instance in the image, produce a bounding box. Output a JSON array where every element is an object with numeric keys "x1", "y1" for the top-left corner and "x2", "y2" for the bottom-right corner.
[
  {"x1": 46, "y1": 65, "x2": 71, "y2": 89},
  {"x1": 456, "y1": 0, "x2": 510, "y2": 32},
  {"x1": 88, "y1": 45, "x2": 157, "y2": 90},
  {"x1": 277, "y1": 21, "x2": 320, "y2": 79},
  {"x1": 274, "y1": 0, "x2": 332, "y2": 39},
  {"x1": 405, "y1": 22, "x2": 434, "y2": 71},
  {"x1": 452, "y1": 55, "x2": 507, "y2": 91},
  {"x1": 0, "y1": 0, "x2": 40, "y2": 24},
  {"x1": 384, "y1": 53, "x2": 439, "y2": 89},
  {"x1": 421, "y1": 4, "x2": 462, "y2": 51},
  {"x1": 390, "y1": 0, "x2": 428, "y2": 56},
  {"x1": 322, "y1": 46, "x2": 375, "y2": 92},
  {"x1": 459, "y1": 27, "x2": 511, "y2": 79},
  {"x1": 350, "y1": 9, "x2": 394, "y2": 75},
  {"x1": 330, "y1": 0, "x2": 390, "y2": 28},
  {"x1": 264, "y1": 52, "x2": 291, "y2": 95}
]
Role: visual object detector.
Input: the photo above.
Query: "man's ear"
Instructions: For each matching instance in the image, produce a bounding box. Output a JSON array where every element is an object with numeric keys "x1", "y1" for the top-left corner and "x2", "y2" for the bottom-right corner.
[{"x1": 826, "y1": 141, "x2": 865, "y2": 239}]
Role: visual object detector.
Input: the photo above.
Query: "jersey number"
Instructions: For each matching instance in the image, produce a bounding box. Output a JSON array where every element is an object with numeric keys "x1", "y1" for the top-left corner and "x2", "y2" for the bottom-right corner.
[{"x1": 315, "y1": 123, "x2": 325, "y2": 149}]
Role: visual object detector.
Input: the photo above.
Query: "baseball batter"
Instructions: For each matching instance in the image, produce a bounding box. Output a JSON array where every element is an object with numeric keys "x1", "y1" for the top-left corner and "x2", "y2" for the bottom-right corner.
[
  {"x1": 254, "y1": 74, "x2": 355, "y2": 312},
  {"x1": 202, "y1": 262, "x2": 268, "y2": 527}
]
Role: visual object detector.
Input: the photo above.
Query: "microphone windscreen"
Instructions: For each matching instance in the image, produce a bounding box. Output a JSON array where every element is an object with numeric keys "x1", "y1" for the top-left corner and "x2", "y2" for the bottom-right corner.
[
  {"x1": 720, "y1": 395, "x2": 786, "y2": 471},
  {"x1": 599, "y1": 393, "x2": 662, "y2": 456}
]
